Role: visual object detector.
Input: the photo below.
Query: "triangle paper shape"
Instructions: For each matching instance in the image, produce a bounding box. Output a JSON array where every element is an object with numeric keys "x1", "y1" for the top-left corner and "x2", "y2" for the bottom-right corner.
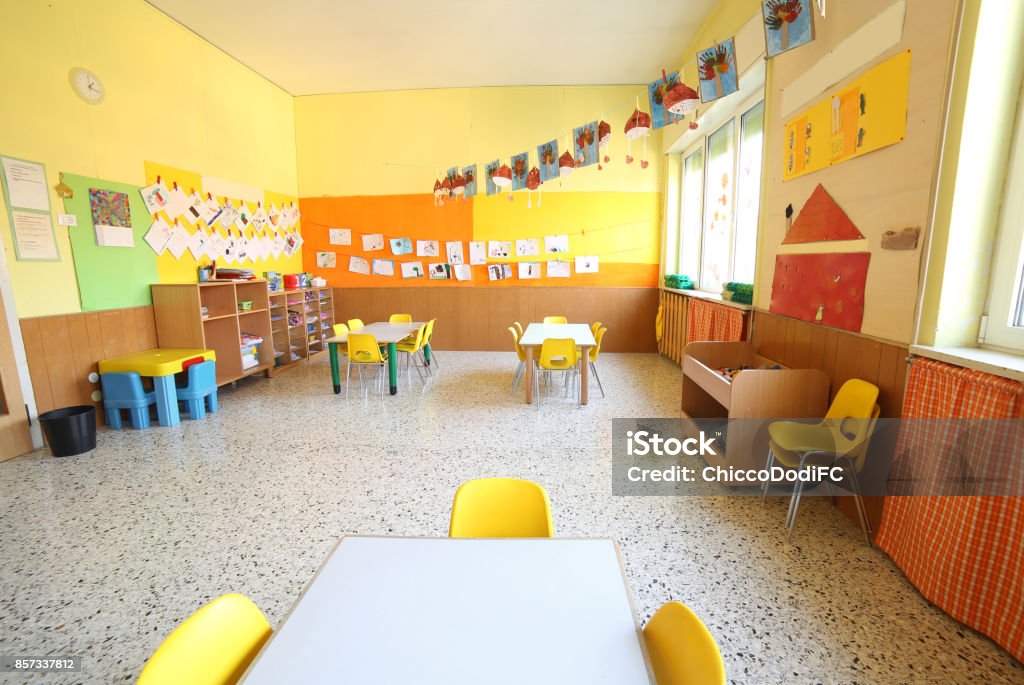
[{"x1": 783, "y1": 184, "x2": 865, "y2": 245}]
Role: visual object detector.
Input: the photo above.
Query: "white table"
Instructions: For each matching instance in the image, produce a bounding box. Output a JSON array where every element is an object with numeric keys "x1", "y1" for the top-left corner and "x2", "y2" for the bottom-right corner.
[
  {"x1": 519, "y1": 323, "x2": 597, "y2": 405},
  {"x1": 325, "y1": 322, "x2": 425, "y2": 396},
  {"x1": 241, "y1": 537, "x2": 654, "y2": 684}
]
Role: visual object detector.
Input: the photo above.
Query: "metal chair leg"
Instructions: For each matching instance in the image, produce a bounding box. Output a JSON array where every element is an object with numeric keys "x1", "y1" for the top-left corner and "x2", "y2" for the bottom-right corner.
[
  {"x1": 845, "y1": 460, "x2": 873, "y2": 547},
  {"x1": 345, "y1": 361, "x2": 353, "y2": 399},
  {"x1": 762, "y1": 449, "x2": 775, "y2": 501},
  {"x1": 589, "y1": 361, "x2": 605, "y2": 398},
  {"x1": 786, "y1": 475, "x2": 807, "y2": 543},
  {"x1": 511, "y1": 361, "x2": 525, "y2": 395}
]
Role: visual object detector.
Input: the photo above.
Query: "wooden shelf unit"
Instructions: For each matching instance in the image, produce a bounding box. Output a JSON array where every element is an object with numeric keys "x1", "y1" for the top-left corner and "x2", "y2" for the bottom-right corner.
[
  {"x1": 151, "y1": 280, "x2": 274, "y2": 386},
  {"x1": 269, "y1": 287, "x2": 334, "y2": 375},
  {"x1": 681, "y1": 341, "x2": 830, "y2": 474}
]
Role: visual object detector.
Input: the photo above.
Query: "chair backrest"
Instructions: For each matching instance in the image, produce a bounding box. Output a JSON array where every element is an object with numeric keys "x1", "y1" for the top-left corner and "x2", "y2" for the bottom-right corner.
[
  {"x1": 449, "y1": 478, "x2": 554, "y2": 538},
  {"x1": 590, "y1": 321, "x2": 603, "y2": 336},
  {"x1": 181, "y1": 356, "x2": 205, "y2": 373},
  {"x1": 185, "y1": 360, "x2": 216, "y2": 389},
  {"x1": 644, "y1": 601, "x2": 725, "y2": 685},
  {"x1": 423, "y1": 318, "x2": 437, "y2": 346},
  {"x1": 845, "y1": 403, "x2": 881, "y2": 472},
  {"x1": 100, "y1": 372, "x2": 146, "y2": 399},
  {"x1": 137, "y1": 593, "x2": 271, "y2": 685},
  {"x1": 347, "y1": 318, "x2": 365, "y2": 331},
  {"x1": 825, "y1": 379, "x2": 880, "y2": 451},
  {"x1": 590, "y1": 327, "x2": 607, "y2": 362},
  {"x1": 333, "y1": 322, "x2": 350, "y2": 338},
  {"x1": 347, "y1": 333, "x2": 385, "y2": 363},
  {"x1": 508, "y1": 326, "x2": 526, "y2": 361},
  {"x1": 538, "y1": 338, "x2": 576, "y2": 370},
  {"x1": 389, "y1": 313, "x2": 412, "y2": 323},
  {"x1": 404, "y1": 324, "x2": 426, "y2": 350},
  {"x1": 543, "y1": 316, "x2": 568, "y2": 324},
  {"x1": 512, "y1": 321, "x2": 524, "y2": 338}
]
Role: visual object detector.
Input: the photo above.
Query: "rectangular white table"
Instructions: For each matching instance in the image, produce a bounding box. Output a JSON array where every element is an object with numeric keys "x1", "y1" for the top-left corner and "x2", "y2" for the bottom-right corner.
[
  {"x1": 325, "y1": 321, "x2": 425, "y2": 396},
  {"x1": 519, "y1": 323, "x2": 597, "y2": 405},
  {"x1": 241, "y1": 537, "x2": 654, "y2": 684}
]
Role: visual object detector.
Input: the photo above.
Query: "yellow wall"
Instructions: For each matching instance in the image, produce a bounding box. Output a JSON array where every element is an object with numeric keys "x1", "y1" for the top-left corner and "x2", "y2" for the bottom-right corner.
[
  {"x1": 0, "y1": 0, "x2": 297, "y2": 317},
  {"x1": 294, "y1": 86, "x2": 663, "y2": 197}
]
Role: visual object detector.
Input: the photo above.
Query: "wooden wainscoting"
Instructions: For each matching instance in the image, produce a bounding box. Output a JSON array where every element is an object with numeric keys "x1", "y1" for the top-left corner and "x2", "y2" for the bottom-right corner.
[
  {"x1": 20, "y1": 306, "x2": 158, "y2": 418},
  {"x1": 751, "y1": 309, "x2": 909, "y2": 537},
  {"x1": 332, "y1": 287, "x2": 659, "y2": 352}
]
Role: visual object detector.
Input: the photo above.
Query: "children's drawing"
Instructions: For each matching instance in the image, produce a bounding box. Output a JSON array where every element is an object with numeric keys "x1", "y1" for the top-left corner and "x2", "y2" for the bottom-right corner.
[
  {"x1": 488, "y1": 264, "x2": 512, "y2": 281},
  {"x1": 518, "y1": 262, "x2": 540, "y2": 279},
  {"x1": 140, "y1": 181, "x2": 170, "y2": 215},
  {"x1": 485, "y1": 160, "x2": 500, "y2": 196},
  {"x1": 329, "y1": 228, "x2": 351, "y2": 245},
  {"x1": 187, "y1": 228, "x2": 207, "y2": 260},
  {"x1": 544, "y1": 234, "x2": 569, "y2": 253},
  {"x1": 648, "y1": 72, "x2": 682, "y2": 129},
  {"x1": 515, "y1": 238, "x2": 539, "y2": 257},
  {"x1": 416, "y1": 240, "x2": 439, "y2": 257},
  {"x1": 453, "y1": 264, "x2": 472, "y2": 281},
  {"x1": 462, "y1": 165, "x2": 478, "y2": 198},
  {"x1": 372, "y1": 259, "x2": 395, "y2": 276},
  {"x1": 547, "y1": 260, "x2": 571, "y2": 278},
  {"x1": 573, "y1": 122, "x2": 598, "y2": 167},
  {"x1": 401, "y1": 261, "x2": 424, "y2": 279},
  {"x1": 575, "y1": 255, "x2": 599, "y2": 273},
  {"x1": 390, "y1": 237, "x2": 413, "y2": 255},
  {"x1": 362, "y1": 233, "x2": 385, "y2": 251},
  {"x1": 317, "y1": 251, "x2": 337, "y2": 268},
  {"x1": 446, "y1": 241, "x2": 465, "y2": 265},
  {"x1": 697, "y1": 38, "x2": 738, "y2": 103},
  {"x1": 429, "y1": 263, "x2": 451, "y2": 280},
  {"x1": 763, "y1": 0, "x2": 815, "y2": 57},
  {"x1": 537, "y1": 140, "x2": 559, "y2": 183},
  {"x1": 469, "y1": 241, "x2": 486, "y2": 265},
  {"x1": 163, "y1": 187, "x2": 189, "y2": 221},
  {"x1": 143, "y1": 216, "x2": 172, "y2": 254},
  {"x1": 250, "y1": 205, "x2": 268, "y2": 230},
  {"x1": 349, "y1": 255, "x2": 370, "y2": 275},
  {"x1": 89, "y1": 189, "x2": 131, "y2": 229},
  {"x1": 488, "y1": 241, "x2": 511, "y2": 259},
  {"x1": 218, "y1": 203, "x2": 239, "y2": 229},
  {"x1": 511, "y1": 152, "x2": 529, "y2": 191}
]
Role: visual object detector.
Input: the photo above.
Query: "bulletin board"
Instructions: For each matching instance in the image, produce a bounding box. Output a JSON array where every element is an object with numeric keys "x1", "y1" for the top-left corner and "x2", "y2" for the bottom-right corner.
[
  {"x1": 783, "y1": 50, "x2": 912, "y2": 181},
  {"x1": 62, "y1": 173, "x2": 157, "y2": 311}
]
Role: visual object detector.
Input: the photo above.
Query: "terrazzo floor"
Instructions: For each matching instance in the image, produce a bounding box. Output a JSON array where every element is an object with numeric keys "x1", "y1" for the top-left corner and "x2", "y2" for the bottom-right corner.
[{"x1": 0, "y1": 352, "x2": 1022, "y2": 684}]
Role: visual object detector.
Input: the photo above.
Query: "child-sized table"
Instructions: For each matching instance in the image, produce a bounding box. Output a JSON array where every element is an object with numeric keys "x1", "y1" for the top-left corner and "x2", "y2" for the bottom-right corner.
[{"x1": 98, "y1": 349, "x2": 216, "y2": 427}]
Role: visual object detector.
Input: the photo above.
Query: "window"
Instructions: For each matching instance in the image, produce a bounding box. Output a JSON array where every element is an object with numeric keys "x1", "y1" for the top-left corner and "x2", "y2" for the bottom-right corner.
[
  {"x1": 676, "y1": 98, "x2": 764, "y2": 293},
  {"x1": 984, "y1": 86, "x2": 1024, "y2": 351}
]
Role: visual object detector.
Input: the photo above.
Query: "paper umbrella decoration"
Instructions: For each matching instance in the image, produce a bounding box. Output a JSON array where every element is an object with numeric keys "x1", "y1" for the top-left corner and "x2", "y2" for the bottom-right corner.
[{"x1": 624, "y1": 107, "x2": 652, "y2": 167}]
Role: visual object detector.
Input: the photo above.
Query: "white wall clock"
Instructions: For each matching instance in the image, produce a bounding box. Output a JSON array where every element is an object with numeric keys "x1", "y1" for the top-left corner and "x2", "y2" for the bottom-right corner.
[{"x1": 68, "y1": 67, "x2": 105, "y2": 104}]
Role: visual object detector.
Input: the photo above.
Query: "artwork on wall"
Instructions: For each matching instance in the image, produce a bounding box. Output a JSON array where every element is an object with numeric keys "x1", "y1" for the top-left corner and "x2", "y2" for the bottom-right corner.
[
  {"x1": 575, "y1": 255, "x2": 599, "y2": 273},
  {"x1": 783, "y1": 184, "x2": 865, "y2": 244},
  {"x1": 648, "y1": 72, "x2": 682, "y2": 129},
  {"x1": 515, "y1": 238, "x2": 539, "y2": 257},
  {"x1": 401, "y1": 261, "x2": 424, "y2": 279},
  {"x1": 390, "y1": 237, "x2": 413, "y2": 255},
  {"x1": 462, "y1": 165, "x2": 478, "y2": 198},
  {"x1": 428, "y1": 263, "x2": 451, "y2": 280},
  {"x1": 488, "y1": 264, "x2": 513, "y2": 281},
  {"x1": 446, "y1": 241, "x2": 465, "y2": 264},
  {"x1": 518, "y1": 262, "x2": 541, "y2": 279},
  {"x1": 544, "y1": 234, "x2": 569, "y2": 254},
  {"x1": 763, "y1": 0, "x2": 815, "y2": 58},
  {"x1": 485, "y1": 160, "x2": 500, "y2": 196},
  {"x1": 697, "y1": 38, "x2": 738, "y2": 103},
  {"x1": 783, "y1": 51, "x2": 911, "y2": 181},
  {"x1": 372, "y1": 259, "x2": 395, "y2": 276},
  {"x1": 488, "y1": 240, "x2": 511, "y2": 259},
  {"x1": 538, "y1": 140, "x2": 559, "y2": 182},
  {"x1": 316, "y1": 251, "x2": 336, "y2": 268},
  {"x1": 144, "y1": 216, "x2": 173, "y2": 255},
  {"x1": 547, "y1": 260, "x2": 571, "y2": 278},
  {"x1": 573, "y1": 122, "x2": 598, "y2": 167},
  {"x1": 89, "y1": 188, "x2": 133, "y2": 248},
  {"x1": 329, "y1": 228, "x2": 351, "y2": 245},
  {"x1": 362, "y1": 233, "x2": 385, "y2": 251},
  {"x1": 769, "y1": 252, "x2": 870, "y2": 332},
  {"x1": 139, "y1": 181, "x2": 170, "y2": 215},
  {"x1": 511, "y1": 152, "x2": 529, "y2": 191},
  {"x1": 881, "y1": 226, "x2": 920, "y2": 250},
  {"x1": 349, "y1": 255, "x2": 370, "y2": 275},
  {"x1": 417, "y1": 239, "x2": 439, "y2": 257},
  {"x1": 454, "y1": 264, "x2": 473, "y2": 281},
  {"x1": 469, "y1": 241, "x2": 486, "y2": 265}
]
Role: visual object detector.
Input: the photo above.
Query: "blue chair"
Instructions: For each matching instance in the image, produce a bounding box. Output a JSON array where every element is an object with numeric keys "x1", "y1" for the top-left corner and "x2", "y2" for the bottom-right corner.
[
  {"x1": 177, "y1": 360, "x2": 218, "y2": 419},
  {"x1": 101, "y1": 372, "x2": 156, "y2": 429}
]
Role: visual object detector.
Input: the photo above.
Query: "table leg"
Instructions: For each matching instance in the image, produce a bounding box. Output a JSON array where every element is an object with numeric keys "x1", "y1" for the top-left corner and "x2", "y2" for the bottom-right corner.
[
  {"x1": 329, "y1": 342, "x2": 341, "y2": 395},
  {"x1": 387, "y1": 342, "x2": 398, "y2": 395},
  {"x1": 152, "y1": 375, "x2": 180, "y2": 427},
  {"x1": 525, "y1": 346, "x2": 535, "y2": 404},
  {"x1": 423, "y1": 343, "x2": 432, "y2": 366},
  {"x1": 580, "y1": 347, "x2": 590, "y2": 406}
]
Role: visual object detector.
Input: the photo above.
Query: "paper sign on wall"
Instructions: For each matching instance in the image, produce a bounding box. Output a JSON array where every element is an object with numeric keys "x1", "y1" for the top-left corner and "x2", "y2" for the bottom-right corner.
[
  {"x1": 10, "y1": 210, "x2": 58, "y2": 260},
  {"x1": 1, "y1": 157, "x2": 50, "y2": 211},
  {"x1": 329, "y1": 228, "x2": 352, "y2": 245}
]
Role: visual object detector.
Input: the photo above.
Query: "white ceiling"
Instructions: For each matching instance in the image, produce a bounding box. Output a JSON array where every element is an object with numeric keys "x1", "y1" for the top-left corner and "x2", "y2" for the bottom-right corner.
[{"x1": 146, "y1": 0, "x2": 720, "y2": 96}]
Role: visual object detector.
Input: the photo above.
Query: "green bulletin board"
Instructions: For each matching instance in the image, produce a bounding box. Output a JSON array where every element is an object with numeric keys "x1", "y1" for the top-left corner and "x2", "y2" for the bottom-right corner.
[{"x1": 62, "y1": 173, "x2": 157, "y2": 311}]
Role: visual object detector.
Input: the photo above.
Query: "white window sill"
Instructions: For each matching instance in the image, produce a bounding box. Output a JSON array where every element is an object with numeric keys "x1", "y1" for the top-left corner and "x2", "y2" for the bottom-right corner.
[
  {"x1": 660, "y1": 287, "x2": 753, "y2": 311},
  {"x1": 910, "y1": 345, "x2": 1024, "y2": 382}
]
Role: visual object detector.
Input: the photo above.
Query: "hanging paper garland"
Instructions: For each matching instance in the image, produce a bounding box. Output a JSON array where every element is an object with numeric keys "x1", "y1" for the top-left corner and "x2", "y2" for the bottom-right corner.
[
  {"x1": 526, "y1": 166, "x2": 541, "y2": 208},
  {"x1": 492, "y1": 163, "x2": 513, "y2": 200},
  {"x1": 624, "y1": 108, "x2": 652, "y2": 167},
  {"x1": 597, "y1": 120, "x2": 612, "y2": 170}
]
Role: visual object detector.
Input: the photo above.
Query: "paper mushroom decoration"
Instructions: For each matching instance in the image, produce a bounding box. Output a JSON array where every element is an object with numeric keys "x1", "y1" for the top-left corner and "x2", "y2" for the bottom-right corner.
[
  {"x1": 558, "y1": 150, "x2": 575, "y2": 181},
  {"x1": 623, "y1": 108, "x2": 652, "y2": 167},
  {"x1": 491, "y1": 163, "x2": 513, "y2": 199},
  {"x1": 664, "y1": 81, "x2": 700, "y2": 117},
  {"x1": 526, "y1": 166, "x2": 541, "y2": 208},
  {"x1": 440, "y1": 175, "x2": 452, "y2": 203},
  {"x1": 597, "y1": 120, "x2": 612, "y2": 170},
  {"x1": 433, "y1": 179, "x2": 443, "y2": 206},
  {"x1": 452, "y1": 173, "x2": 466, "y2": 199}
]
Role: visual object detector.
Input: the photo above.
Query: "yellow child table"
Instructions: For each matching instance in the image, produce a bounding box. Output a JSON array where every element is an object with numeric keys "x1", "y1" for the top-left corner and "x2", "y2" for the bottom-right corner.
[{"x1": 98, "y1": 349, "x2": 215, "y2": 427}]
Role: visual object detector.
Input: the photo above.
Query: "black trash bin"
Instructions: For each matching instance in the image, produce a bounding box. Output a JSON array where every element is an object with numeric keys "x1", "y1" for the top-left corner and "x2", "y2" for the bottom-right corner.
[{"x1": 38, "y1": 405, "x2": 96, "y2": 457}]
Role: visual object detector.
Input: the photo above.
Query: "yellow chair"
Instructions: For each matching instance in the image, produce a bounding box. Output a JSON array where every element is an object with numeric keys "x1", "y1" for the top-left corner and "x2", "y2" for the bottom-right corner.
[
  {"x1": 389, "y1": 313, "x2": 412, "y2": 323},
  {"x1": 508, "y1": 326, "x2": 528, "y2": 395},
  {"x1": 535, "y1": 338, "x2": 579, "y2": 407},
  {"x1": 346, "y1": 333, "x2": 388, "y2": 399},
  {"x1": 764, "y1": 379, "x2": 881, "y2": 544},
  {"x1": 512, "y1": 321, "x2": 525, "y2": 339},
  {"x1": 590, "y1": 321, "x2": 603, "y2": 336},
  {"x1": 137, "y1": 593, "x2": 271, "y2": 685},
  {"x1": 543, "y1": 316, "x2": 568, "y2": 324},
  {"x1": 449, "y1": 478, "x2": 554, "y2": 538},
  {"x1": 347, "y1": 318, "x2": 365, "y2": 331},
  {"x1": 395, "y1": 323, "x2": 428, "y2": 384},
  {"x1": 331, "y1": 322, "x2": 349, "y2": 358},
  {"x1": 644, "y1": 601, "x2": 725, "y2": 685},
  {"x1": 576, "y1": 326, "x2": 607, "y2": 398},
  {"x1": 421, "y1": 318, "x2": 439, "y2": 371}
]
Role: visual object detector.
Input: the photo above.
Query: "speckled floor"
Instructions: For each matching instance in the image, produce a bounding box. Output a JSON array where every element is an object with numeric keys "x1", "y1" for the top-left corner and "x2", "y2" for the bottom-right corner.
[{"x1": 0, "y1": 352, "x2": 1021, "y2": 684}]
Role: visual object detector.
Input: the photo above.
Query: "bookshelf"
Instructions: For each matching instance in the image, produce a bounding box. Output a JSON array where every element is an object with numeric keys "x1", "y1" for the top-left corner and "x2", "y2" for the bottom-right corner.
[
  {"x1": 151, "y1": 280, "x2": 274, "y2": 386},
  {"x1": 269, "y1": 286, "x2": 335, "y2": 375}
]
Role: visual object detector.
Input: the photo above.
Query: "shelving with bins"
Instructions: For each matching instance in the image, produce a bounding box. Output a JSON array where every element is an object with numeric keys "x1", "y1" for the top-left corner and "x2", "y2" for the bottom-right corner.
[{"x1": 268, "y1": 286, "x2": 335, "y2": 376}]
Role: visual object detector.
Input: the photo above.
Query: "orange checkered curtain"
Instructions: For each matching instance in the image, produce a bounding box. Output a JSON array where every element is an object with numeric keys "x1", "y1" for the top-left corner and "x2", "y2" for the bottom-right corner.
[
  {"x1": 876, "y1": 358, "x2": 1024, "y2": 662},
  {"x1": 685, "y1": 299, "x2": 746, "y2": 343}
]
